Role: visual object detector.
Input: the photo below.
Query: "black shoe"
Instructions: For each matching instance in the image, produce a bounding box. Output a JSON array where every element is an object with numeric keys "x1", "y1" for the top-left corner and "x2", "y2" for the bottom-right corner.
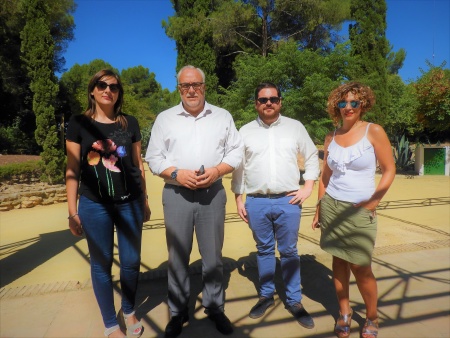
[
  {"x1": 164, "y1": 313, "x2": 189, "y2": 338},
  {"x1": 286, "y1": 303, "x2": 315, "y2": 329},
  {"x1": 207, "y1": 312, "x2": 234, "y2": 335},
  {"x1": 249, "y1": 296, "x2": 275, "y2": 319}
]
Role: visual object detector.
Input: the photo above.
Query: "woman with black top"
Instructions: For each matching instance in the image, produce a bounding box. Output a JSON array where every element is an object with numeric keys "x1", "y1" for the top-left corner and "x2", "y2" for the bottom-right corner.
[{"x1": 66, "y1": 69, "x2": 150, "y2": 338}]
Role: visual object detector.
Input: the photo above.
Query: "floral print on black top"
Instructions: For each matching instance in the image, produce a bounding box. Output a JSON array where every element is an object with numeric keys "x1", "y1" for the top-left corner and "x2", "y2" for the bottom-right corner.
[
  {"x1": 66, "y1": 114, "x2": 143, "y2": 203},
  {"x1": 88, "y1": 139, "x2": 128, "y2": 197}
]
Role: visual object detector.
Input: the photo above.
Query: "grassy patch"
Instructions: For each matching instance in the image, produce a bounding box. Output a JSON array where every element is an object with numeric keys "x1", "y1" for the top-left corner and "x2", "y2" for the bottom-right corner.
[{"x1": 0, "y1": 161, "x2": 42, "y2": 182}]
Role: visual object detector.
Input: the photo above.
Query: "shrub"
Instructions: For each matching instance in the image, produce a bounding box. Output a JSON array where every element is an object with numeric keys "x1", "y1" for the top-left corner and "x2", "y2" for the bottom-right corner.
[{"x1": 0, "y1": 161, "x2": 42, "y2": 182}]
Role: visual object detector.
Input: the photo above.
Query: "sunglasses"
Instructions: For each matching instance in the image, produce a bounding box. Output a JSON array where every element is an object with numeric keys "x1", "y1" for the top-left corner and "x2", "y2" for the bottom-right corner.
[
  {"x1": 96, "y1": 81, "x2": 120, "y2": 93},
  {"x1": 178, "y1": 82, "x2": 204, "y2": 91},
  {"x1": 257, "y1": 96, "x2": 281, "y2": 104},
  {"x1": 337, "y1": 100, "x2": 361, "y2": 109}
]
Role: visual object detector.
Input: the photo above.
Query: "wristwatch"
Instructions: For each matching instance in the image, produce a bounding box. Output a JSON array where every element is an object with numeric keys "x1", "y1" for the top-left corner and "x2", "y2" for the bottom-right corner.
[{"x1": 170, "y1": 168, "x2": 178, "y2": 181}]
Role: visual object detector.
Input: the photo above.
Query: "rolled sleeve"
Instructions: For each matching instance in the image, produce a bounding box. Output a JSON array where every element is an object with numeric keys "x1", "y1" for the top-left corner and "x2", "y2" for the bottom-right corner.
[
  {"x1": 231, "y1": 160, "x2": 245, "y2": 194},
  {"x1": 298, "y1": 125, "x2": 320, "y2": 181},
  {"x1": 145, "y1": 117, "x2": 168, "y2": 175},
  {"x1": 222, "y1": 118, "x2": 244, "y2": 169}
]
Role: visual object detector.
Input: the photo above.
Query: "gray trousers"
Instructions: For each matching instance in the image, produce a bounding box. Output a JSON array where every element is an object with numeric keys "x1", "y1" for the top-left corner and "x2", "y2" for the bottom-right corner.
[{"x1": 162, "y1": 181, "x2": 226, "y2": 316}]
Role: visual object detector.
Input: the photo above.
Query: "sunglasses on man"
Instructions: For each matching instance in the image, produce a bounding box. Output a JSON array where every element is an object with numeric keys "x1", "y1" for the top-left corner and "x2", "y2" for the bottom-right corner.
[
  {"x1": 257, "y1": 97, "x2": 281, "y2": 104},
  {"x1": 337, "y1": 100, "x2": 361, "y2": 109},
  {"x1": 96, "y1": 81, "x2": 121, "y2": 93}
]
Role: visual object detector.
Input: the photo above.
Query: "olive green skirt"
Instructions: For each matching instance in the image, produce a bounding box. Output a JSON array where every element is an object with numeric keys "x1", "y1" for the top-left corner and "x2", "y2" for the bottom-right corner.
[{"x1": 319, "y1": 193, "x2": 377, "y2": 266}]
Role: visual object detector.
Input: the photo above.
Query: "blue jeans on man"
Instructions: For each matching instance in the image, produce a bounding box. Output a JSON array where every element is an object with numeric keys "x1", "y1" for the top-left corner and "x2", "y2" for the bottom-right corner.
[{"x1": 245, "y1": 195, "x2": 302, "y2": 306}]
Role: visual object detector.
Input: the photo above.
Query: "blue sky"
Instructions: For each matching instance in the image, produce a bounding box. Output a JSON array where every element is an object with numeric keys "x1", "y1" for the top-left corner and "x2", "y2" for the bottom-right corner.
[{"x1": 62, "y1": 0, "x2": 449, "y2": 90}]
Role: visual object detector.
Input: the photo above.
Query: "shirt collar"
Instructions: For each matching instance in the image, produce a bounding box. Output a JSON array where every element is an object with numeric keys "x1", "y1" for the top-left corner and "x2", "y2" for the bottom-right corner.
[
  {"x1": 177, "y1": 101, "x2": 212, "y2": 118},
  {"x1": 257, "y1": 114, "x2": 282, "y2": 127}
]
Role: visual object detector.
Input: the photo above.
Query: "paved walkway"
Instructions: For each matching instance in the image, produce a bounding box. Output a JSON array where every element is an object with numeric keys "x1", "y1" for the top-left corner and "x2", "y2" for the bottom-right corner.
[{"x1": 1, "y1": 169, "x2": 449, "y2": 337}]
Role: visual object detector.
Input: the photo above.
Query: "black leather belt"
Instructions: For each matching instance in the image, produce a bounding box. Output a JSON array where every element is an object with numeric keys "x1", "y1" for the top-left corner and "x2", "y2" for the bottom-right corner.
[{"x1": 247, "y1": 192, "x2": 288, "y2": 199}]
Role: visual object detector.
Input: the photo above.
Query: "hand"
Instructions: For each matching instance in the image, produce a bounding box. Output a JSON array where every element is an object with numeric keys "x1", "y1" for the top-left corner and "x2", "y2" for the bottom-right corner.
[
  {"x1": 176, "y1": 169, "x2": 200, "y2": 190},
  {"x1": 143, "y1": 203, "x2": 151, "y2": 222},
  {"x1": 287, "y1": 187, "x2": 312, "y2": 205},
  {"x1": 195, "y1": 167, "x2": 221, "y2": 189},
  {"x1": 353, "y1": 200, "x2": 377, "y2": 212},
  {"x1": 311, "y1": 207, "x2": 320, "y2": 231},
  {"x1": 311, "y1": 217, "x2": 321, "y2": 231},
  {"x1": 236, "y1": 199, "x2": 248, "y2": 223},
  {"x1": 68, "y1": 216, "x2": 83, "y2": 237}
]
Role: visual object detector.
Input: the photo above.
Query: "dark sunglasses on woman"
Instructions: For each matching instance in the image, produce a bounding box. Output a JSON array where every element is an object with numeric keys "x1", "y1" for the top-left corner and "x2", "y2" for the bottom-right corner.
[{"x1": 96, "y1": 81, "x2": 120, "y2": 93}]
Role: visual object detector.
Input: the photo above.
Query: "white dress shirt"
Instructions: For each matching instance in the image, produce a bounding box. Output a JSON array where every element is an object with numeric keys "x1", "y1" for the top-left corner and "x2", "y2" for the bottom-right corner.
[
  {"x1": 145, "y1": 102, "x2": 243, "y2": 183},
  {"x1": 231, "y1": 115, "x2": 319, "y2": 195}
]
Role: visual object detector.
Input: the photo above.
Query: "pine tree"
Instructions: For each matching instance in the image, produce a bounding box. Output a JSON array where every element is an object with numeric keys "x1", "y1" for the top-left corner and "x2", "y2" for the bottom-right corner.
[
  {"x1": 349, "y1": 0, "x2": 389, "y2": 124},
  {"x1": 163, "y1": 0, "x2": 220, "y2": 101},
  {"x1": 20, "y1": 0, "x2": 64, "y2": 183}
]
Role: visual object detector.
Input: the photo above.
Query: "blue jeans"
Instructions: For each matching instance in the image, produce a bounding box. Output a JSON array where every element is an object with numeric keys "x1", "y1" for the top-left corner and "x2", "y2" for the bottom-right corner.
[
  {"x1": 245, "y1": 195, "x2": 302, "y2": 306},
  {"x1": 78, "y1": 195, "x2": 143, "y2": 329}
]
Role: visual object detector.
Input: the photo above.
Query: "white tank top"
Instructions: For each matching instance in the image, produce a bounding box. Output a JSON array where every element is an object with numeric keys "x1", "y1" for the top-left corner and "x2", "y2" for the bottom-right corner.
[{"x1": 326, "y1": 123, "x2": 376, "y2": 204}]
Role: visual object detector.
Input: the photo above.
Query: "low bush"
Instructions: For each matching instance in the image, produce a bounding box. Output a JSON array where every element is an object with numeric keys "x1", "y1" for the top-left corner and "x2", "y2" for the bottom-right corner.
[{"x1": 0, "y1": 161, "x2": 42, "y2": 182}]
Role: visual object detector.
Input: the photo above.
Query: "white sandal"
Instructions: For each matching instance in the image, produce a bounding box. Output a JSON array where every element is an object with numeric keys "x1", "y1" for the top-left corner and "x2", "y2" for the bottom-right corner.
[{"x1": 123, "y1": 311, "x2": 144, "y2": 338}]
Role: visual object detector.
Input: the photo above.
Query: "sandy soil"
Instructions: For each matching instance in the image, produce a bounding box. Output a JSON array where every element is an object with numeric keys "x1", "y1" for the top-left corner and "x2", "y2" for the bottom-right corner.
[{"x1": 0, "y1": 155, "x2": 40, "y2": 166}]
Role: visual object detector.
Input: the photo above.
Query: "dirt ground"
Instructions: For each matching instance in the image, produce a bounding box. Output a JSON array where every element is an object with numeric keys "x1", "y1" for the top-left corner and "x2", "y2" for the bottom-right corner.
[{"x1": 0, "y1": 155, "x2": 41, "y2": 166}]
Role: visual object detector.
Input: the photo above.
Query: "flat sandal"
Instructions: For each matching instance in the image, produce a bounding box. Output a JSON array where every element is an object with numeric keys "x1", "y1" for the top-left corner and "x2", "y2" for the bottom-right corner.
[
  {"x1": 123, "y1": 310, "x2": 144, "y2": 338},
  {"x1": 362, "y1": 318, "x2": 378, "y2": 338},
  {"x1": 334, "y1": 309, "x2": 353, "y2": 338}
]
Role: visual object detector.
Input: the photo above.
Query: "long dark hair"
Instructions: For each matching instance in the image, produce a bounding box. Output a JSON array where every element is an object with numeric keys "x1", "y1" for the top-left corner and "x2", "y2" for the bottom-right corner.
[{"x1": 85, "y1": 69, "x2": 127, "y2": 129}]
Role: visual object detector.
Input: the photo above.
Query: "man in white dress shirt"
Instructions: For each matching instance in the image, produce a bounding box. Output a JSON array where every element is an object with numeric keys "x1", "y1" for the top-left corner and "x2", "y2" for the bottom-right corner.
[
  {"x1": 231, "y1": 82, "x2": 319, "y2": 329},
  {"x1": 145, "y1": 65, "x2": 243, "y2": 338}
]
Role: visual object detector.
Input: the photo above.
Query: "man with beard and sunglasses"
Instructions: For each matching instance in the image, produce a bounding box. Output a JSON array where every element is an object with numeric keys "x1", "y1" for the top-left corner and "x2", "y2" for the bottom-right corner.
[
  {"x1": 145, "y1": 65, "x2": 243, "y2": 338},
  {"x1": 231, "y1": 82, "x2": 319, "y2": 330}
]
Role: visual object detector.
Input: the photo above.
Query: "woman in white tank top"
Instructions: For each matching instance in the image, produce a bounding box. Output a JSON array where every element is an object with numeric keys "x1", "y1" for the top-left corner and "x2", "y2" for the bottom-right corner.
[{"x1": 312, "y1": 82, "x2": 396, "y2": 338}]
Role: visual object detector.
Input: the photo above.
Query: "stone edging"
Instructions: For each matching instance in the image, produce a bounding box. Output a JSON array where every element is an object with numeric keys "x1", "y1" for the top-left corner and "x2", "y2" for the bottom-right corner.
[{"x1": 0, "y1": 183, "x2": 66, "y2": 211}]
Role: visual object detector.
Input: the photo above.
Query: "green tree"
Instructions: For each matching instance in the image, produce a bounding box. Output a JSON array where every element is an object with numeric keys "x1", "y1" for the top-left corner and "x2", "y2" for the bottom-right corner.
[
  {"x1": 0, "y1": 0, "x2": 75, "y2": 154},
  {"x1": 211, "y1": 0, "x2": 351, "y2": 56},
  {"x1": 222, "y1": 41, "x2": 351, "y2": 141},
  {"x1": 349, "y1": 0, "x2": 389, "y2": 124},
  {"x1": 163, "y1": 0, "x2": 220, "y2": 102},
  {"x1": 385, "y1": 74, "x2": 420, "y2": 137},
  {"x1": 414, "y1": 62, "x2": 450, "y2": 137},
  {"x1": 20, "y1": 0, "x2": 64, "y2": 183},
  {"x1": 387, "y1": 46, "x2": 406, "y2": 75},
  {"x1": 164, "y1": 0, "x2": 351, "y2": 97}
]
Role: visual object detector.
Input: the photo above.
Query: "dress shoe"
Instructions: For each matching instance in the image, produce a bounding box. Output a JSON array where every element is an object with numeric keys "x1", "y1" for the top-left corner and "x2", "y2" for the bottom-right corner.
[
  {"x1": 249, "y1": 296, "x2": 275, "y2": 319},
  {"x1": 286, "y1": 303, "x2": 315, "y2": 329},
  {"x1": 164, "y1": 313, "x2": 189, "y2": 338},
  {"x1": 207, "y1": 311, "x2": 233, "y2": 335}
]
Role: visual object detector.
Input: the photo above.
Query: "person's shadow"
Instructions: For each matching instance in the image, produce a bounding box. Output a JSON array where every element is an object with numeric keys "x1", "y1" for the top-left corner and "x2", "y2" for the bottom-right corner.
[
  {"x1": 133, "y1": 256, "x2": 252, "y2": 337},
  {"x1": 236, "y1": 252, "x2": 345, "y2": 335},
  {"x1": 0, "y1": 229, "x2": 84, "y2": 288}
]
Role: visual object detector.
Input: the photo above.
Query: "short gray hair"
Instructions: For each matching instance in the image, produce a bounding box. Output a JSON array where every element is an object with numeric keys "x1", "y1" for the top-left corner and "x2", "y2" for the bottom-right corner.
[{"x1": 177, "y1": 65, "x2": 206, "y2": 83}]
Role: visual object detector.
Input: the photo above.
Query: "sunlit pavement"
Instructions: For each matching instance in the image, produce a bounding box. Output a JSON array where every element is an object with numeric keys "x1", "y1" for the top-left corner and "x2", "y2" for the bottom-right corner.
[{"x1": 1, "y1": 166, "x2": 449, "y2": 338}]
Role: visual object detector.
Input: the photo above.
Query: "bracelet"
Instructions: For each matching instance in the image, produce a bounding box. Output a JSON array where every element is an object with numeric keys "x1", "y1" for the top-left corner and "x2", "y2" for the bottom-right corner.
[
  {"x1": 214, "y1": 166, "x2": 221, "y2": 176},
  {"x1": 68, "y1": 213, "x2": 78, "y2": 219}
]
